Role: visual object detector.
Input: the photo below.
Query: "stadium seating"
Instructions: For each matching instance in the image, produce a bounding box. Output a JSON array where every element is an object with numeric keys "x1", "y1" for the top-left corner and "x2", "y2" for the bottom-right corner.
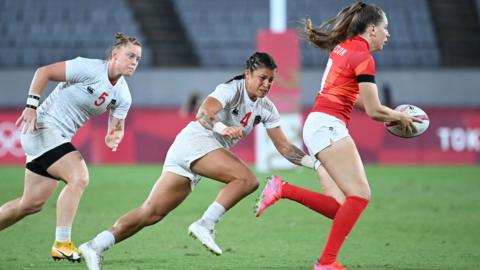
[
  {"x1": 477, "y1": 0, "x2": 480, "y2": 20},
  {"x1": 0, "y1": 0, "x2": 152, "y2": 67},
  {"x1": 173, "y1": 0, "x2": 440, "y2": 68},
  {"x1": 1, "y1": 0, "x2": 441, "y2": 68}
]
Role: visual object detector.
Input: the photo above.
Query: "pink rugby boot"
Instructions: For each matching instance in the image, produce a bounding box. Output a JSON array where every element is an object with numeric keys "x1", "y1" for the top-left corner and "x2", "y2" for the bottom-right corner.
[{"x1": 254, "y1": 175, "x2": 285, "y2": 217}]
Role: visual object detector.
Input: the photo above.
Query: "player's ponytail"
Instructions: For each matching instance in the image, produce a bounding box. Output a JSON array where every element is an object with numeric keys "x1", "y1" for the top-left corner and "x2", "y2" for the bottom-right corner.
[
  {"x1": 225, "y1": 52, "x2": 277, "y2": 83},
  {"x1": 303, "y1": 1, "x2": 384, "y2": 50}
]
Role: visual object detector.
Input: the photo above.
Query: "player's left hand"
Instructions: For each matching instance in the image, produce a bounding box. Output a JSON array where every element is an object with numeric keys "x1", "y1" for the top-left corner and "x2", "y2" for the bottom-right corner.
[{"x1": 16, "y1": 107, "x2": 38, "y2": 134}]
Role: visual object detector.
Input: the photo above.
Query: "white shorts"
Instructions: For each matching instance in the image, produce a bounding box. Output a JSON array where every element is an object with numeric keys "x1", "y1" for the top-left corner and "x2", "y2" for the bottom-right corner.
[
  {"x1": 303, "y1": 112, "x2": 350, "y2": 157},
  {"x1": 163, "y1": 122, "x2": 223, "y2": 190},
  {"x1": 20, "y1": 122, "x2": 69, "y2": 162}
]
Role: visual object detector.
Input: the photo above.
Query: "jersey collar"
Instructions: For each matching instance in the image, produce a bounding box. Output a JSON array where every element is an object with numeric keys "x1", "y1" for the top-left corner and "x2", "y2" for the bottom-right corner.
[
  {"x1": 106, "y1": 61, "x2": 120, "y2": 87},
  {"x1": 352, "y1": 35, "x2": 370, "y2": 51},
  {"x1": 242, "y1": 79, "x2": 256, "y2": 105}
]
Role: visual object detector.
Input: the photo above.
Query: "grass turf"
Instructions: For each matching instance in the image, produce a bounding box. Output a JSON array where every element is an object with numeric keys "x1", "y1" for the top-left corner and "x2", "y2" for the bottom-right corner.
[{"x1": 1, "y1": 165, "x2": 479, "y2": 269}]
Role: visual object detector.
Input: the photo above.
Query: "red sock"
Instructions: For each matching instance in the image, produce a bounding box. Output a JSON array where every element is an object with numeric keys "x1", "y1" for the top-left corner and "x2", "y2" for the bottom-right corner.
[
  {"x1": 319, "y1": 196, "x2": 369, "y2": 265},
  {"x1": 281, "y1": 183, "x2": 341, "y2": 219}
]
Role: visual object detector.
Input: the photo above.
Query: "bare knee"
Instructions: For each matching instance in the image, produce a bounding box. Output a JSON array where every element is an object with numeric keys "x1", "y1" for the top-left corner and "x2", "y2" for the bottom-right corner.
[
  {"x1": 349, "y1": 188, "x2": 371, "y2": 201},
  {"x1": 141, "y1": 205, "x2": 168, "y2": 226},
  {"x1": 20, "y1": 199, "x2": 46, "y2": 215},
  {"x1": 249, "y1": 177, "x2": 259, "y2": 192},
  {"x1": 357, "y1": 191, "x2": 371, "y2": 201},
  {"x1": 324, "y1": 189, "x2": 346, "y2": 205},
  {"x1": 238, "y1": 174, "x2": 259, "y2": 194},
  {"x1": 344, "y1": 180, "x2": 371, "y2": 201},
  {"x1": 146, "y1": 212, "x2": 166, "y2": 226},
  {"x1": 66, "y1": 176, "x2": 89, "y2": 191},
  {"x1": 359, "y1": 184, "x2": 371, "y2": 200}
]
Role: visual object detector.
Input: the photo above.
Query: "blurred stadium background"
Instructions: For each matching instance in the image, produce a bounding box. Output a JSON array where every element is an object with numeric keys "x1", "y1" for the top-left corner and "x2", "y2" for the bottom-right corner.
[
  {"x1": 1, "y1": 1, "x2": 480, "y2": 269},
  {"x1": 0, "y1": 0, "x2": 479, "y2": 166}
]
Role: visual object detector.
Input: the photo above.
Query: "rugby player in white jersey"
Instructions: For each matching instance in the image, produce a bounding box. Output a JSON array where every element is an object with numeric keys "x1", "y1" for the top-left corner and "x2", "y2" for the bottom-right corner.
[
  {"x1": 79, "y1": 52, "x2": 319, "y2": 270},
  {"x1": 0, "y1": 33, "x2": 142, "y2": 263}
]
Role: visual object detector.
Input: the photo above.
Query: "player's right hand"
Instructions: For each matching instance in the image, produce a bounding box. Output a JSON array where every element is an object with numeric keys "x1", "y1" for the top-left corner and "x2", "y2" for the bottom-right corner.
[
  {"x1": 222, "y1": 126, "x2": 244, "y2": 140},
  {"x1": 398, "y1": 105, "x2": 426, "y2": 136},
  {"x1": 105, "y1": 129, "x2": 123, "y2": 152},
  {"x1": 15, "y1": 107, "x2": 38, "y2": 134}
]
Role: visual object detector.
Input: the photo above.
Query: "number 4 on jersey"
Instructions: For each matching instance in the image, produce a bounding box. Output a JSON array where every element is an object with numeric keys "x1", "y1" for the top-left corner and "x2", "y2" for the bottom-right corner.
[{"x1": 240, "y1": 112, "x2": 252, "y2": 127}]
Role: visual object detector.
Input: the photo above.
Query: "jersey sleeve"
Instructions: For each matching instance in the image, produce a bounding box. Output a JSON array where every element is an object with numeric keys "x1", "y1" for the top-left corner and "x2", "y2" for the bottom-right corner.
[
  {"x1": 262, "y1": 100, "x2": 281, "y2": 129},
  {"x1": 65, "y1": 57, "x2": 96, "y2": 84},
  {"x1": 208, "y1": 83, "x2": 237, "y2": 108},
  {"x1": 352, "y1": 52, "x2": 376, "y2": 76},
  {"x1": 110, "y1": 83, "x2": 132, "y2": 120}
]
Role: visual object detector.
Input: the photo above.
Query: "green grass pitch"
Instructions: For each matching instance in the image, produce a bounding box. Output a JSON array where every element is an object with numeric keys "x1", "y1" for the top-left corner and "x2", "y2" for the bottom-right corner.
[{"x1": 1, "y1": 165, "x2": 479, "y2": 269}]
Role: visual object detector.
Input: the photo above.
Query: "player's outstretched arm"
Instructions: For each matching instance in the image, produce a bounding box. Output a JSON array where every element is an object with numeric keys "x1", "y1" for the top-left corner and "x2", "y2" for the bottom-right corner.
[
  {"x1": 359, "y1": 82, "x2": 420, "y2": 133},
  {"x1": 266, "y1": 126, "x2": 318, "y2": 169}
]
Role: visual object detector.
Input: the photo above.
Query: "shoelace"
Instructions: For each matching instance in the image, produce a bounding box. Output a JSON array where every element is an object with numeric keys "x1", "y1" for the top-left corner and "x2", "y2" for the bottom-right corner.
[
  {"x1": 98, "y1": 255, "x2": 104, "y2": 267},
  {"x1": 58, "y1": 242, "x2": 75, "y2": 252},
  {"x1": 67, "y1": 243, "x2": 79, "y2": 252},
  {"x1": 209, "y1": 229, "x2": 216, "y2": 239}
]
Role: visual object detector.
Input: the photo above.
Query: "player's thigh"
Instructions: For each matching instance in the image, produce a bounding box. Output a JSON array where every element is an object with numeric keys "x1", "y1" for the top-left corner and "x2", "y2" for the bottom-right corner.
[
  {"x1": 22, "y1": 169, "x2": 58, "y2": 207},
  {"x1": 142, "y1": 172, "x2": 192, "y2": 214},
  {"x1": 317, "y1": 136, "x2": 370, "y2": 198},
  {"x1": 190, "y1": 148, "x2": 255, "y2": 184},
  {"x1": 46, "y1": 151, "x2": 89, "y2": 185}
]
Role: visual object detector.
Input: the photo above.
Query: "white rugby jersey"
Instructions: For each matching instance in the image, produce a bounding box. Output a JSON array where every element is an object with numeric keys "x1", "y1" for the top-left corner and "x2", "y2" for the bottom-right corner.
[
  {"x1": 189, "y1": 78, "x2": 280, "y2": 149},
  {"x1": 37, "y1": 57, "x2": 132, "y2": 140}
]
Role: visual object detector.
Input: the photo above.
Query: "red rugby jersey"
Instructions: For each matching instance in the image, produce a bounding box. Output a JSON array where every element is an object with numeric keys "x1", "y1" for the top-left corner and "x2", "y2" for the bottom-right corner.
[{"x1": 311, "y1": 35, "x2": 376, "y2": 125}]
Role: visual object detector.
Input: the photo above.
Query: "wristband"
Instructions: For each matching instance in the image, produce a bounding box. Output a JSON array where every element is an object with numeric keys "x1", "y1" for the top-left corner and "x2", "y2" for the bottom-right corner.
[
  {"x1": 300, "y1": 155, "x2": 321, "y2": 170},
  {"x1": 26, "y1": 94, "x2": 40, "y2": 109},
  {"x1": 212, "y1": 121, "x2": 228, "y2": 134}
]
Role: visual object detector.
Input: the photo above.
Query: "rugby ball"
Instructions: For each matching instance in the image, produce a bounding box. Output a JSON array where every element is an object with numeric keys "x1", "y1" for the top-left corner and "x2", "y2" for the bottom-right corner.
[{"x1": 384, "y1": 104, "x2": 430, "y2": 138}]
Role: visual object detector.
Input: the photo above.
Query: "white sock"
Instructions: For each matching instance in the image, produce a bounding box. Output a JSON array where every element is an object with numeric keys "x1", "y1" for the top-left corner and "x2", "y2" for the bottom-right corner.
[
  {"x1": 55, "y1": 226, "x2": 71, "y2": 242},
  {"x1": 91, "y1": 231, "x2": 116, "y2": 253},
  {"x1": 201, "y1": 201, "x2": 226, "y2": 227}
]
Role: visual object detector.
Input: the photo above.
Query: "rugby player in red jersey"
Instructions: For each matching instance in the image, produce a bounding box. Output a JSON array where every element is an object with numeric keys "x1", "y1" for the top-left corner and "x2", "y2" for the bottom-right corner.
[{"x1": 255, "y1": 2, "x2": 422, "y2": 269}]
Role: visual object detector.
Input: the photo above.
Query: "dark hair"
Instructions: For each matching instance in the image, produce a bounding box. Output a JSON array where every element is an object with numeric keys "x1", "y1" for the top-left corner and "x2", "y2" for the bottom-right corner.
[
  {"x1": 226, "y1": 52, "x2": 277, "y2": 83},
  {"x1": 303, "y1": 1, "x2": 385, "y2": 50},
  {"x1": 106, "y1": 32, "x2": 142, "y2": 59}
]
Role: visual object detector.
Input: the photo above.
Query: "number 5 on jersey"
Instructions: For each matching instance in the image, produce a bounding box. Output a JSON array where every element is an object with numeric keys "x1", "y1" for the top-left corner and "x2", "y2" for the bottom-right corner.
[
  {"x1": 95, "y1": 92, "x2": 109, "y2": 106},
  {"x1": 240, "y1": 112, "x2": 252, "y2": 127}
]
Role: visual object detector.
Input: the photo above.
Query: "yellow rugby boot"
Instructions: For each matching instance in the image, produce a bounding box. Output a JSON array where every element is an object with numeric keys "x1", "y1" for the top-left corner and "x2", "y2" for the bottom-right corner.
[{"x1": 51, "y1": 240, "x2": 81, "y2": 262}]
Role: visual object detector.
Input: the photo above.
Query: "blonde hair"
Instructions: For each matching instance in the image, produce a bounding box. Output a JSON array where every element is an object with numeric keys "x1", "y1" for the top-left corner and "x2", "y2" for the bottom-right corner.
[
  {"x1": 106, "y1": 32, "x2": 142, "y2": 59},
  {"x1": 303, "y1": 1, "x2": 384, "y2": 50}
]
